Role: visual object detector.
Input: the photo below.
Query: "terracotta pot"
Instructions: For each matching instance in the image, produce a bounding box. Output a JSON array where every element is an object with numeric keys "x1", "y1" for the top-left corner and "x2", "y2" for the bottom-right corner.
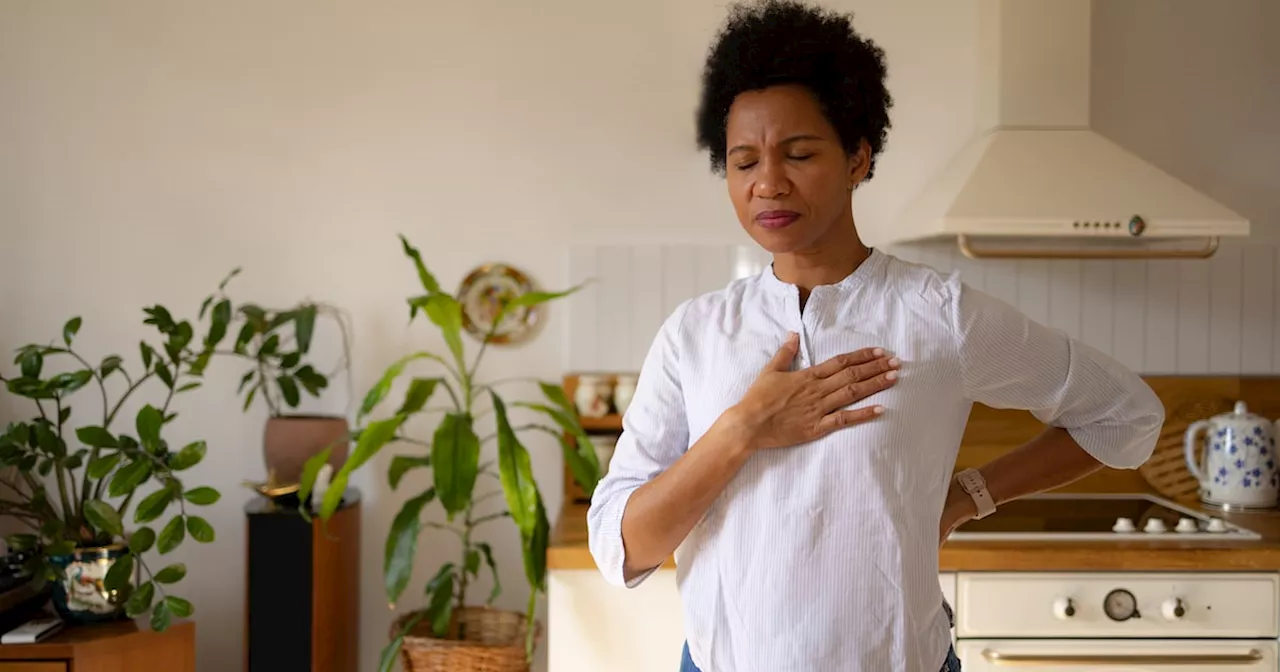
[{"x1": 263, "y1": 414, "x2": 350, "y2": 485}]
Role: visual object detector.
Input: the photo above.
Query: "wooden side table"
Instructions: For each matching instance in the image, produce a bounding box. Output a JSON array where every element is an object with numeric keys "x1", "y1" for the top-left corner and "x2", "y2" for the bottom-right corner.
[{"x1": 0, "y1": 620, "x2": 194, "y2": 672}]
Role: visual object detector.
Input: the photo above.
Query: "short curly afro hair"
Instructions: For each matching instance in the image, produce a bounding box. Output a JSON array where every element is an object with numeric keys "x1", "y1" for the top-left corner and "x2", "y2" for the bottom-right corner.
[{"x1": 695, "y1": 0, "x2": 893, "y2": 179}]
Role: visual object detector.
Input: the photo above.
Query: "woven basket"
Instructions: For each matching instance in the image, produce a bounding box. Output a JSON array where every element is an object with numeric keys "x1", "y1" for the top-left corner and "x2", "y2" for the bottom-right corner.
[{"x1": 393, "y1": 606, "x2": 541, "y2": 672}]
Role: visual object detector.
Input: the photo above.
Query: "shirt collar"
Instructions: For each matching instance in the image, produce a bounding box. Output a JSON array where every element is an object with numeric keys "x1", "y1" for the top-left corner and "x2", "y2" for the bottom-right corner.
[{"x1": 759, "y1": 248, "x2": 886, "y2": 297}]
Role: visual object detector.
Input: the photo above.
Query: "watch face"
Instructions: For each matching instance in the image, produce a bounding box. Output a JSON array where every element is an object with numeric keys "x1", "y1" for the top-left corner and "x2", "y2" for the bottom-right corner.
[{"x1": 1103, "y1": 588, "x2": 1139, "y2": 621}]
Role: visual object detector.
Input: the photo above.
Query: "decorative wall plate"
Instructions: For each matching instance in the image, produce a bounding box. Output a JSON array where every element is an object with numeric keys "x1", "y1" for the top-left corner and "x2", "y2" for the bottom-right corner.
[{"x1": 456, "y1": 263, "x2": 542, "y2": 344}]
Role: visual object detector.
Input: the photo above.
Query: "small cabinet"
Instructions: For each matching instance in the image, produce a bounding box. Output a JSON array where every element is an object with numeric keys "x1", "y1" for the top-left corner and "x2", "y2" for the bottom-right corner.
[{"x1": 0, "y1": 620, "x2": 193, "y2": 672}]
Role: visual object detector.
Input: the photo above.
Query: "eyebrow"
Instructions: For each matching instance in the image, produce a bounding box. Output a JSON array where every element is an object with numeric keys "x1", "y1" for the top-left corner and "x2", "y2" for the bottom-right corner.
[{"x1": 727, "y1": 134, "x2": 827, "y2": 156}]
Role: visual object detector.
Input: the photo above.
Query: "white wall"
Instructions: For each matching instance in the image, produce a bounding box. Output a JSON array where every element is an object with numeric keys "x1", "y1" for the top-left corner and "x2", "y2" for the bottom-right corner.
[{"x1": 0, "y1": 1, "x2": 1273, "y2": 671}]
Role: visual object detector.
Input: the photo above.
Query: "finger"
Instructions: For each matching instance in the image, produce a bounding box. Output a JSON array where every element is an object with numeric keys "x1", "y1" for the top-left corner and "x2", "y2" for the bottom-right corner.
[
  {"x1": 817, "y1": 355, "x2": 899, "y2": 394},
  {"x1": 763, "y1": 332, "x2": 801, "y2": 372},
  {"x1": 820, "y1": 370, "x2": 898, "y2": 411},
  {"x1": 813, "y1": 404, "x2": 886, "y2": 435},
  {"x1": 807, "y1": 347, "x2": 887, "y2": 379}
]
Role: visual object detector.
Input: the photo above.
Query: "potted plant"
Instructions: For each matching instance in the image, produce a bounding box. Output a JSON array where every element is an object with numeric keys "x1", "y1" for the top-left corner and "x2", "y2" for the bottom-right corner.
[
  {"x1": 0, "y1": 304, "x2": 224, "y2": 630},
  {"x1": 195, "y1": 269, "x2": 354, "y2": 487},
  {"x1": 301, "y1": 235, "x2": 602, "y2": 672}
]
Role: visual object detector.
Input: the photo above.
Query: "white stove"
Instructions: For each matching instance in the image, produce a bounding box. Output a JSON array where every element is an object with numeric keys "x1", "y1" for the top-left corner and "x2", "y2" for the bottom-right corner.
[
  {"x1": 948, "y1": 492, "x2": 1262, "y2": 542},
  {"x1": 944, "y1": 493, "x2": 1277, "y2": 670}
]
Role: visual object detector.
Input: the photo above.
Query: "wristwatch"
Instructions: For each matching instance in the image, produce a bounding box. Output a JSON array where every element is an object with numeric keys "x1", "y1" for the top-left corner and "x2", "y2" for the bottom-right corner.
[{"x1": 955, "y1": 468, "x2": 996, "y2": 520}]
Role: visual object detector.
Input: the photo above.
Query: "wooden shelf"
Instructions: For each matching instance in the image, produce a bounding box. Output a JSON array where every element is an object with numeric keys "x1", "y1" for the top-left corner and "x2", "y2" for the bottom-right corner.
[{"x1": 580, "y1": 415, "x2": 623, "y2": 433}]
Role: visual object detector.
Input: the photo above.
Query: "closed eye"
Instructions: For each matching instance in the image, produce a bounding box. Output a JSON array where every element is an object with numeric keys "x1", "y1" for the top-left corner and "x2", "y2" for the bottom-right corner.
[
  {"x1": 734, "y1": 161, "x2": 757, "y2": 171},
  {"x1": 789, "y1": 154, "x2": 813, "y2": 161}
]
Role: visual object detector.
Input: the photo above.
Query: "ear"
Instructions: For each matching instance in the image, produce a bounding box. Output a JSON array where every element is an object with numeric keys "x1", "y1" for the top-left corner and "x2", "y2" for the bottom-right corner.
[{"x1": 847, "y1": 139, "x2": 872, "y2": 190}]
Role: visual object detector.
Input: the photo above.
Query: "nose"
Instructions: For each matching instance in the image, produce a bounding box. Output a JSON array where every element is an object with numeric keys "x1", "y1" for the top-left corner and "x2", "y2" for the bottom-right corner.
[{"x1": 752, "y1": 157, "x2": 791, "y2": 199}]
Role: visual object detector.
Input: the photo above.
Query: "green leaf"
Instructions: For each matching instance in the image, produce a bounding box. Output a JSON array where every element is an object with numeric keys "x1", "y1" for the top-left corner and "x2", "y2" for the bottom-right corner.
[
  {"x1": 492, "y1": 394, "x2": 539, "y2": 536},
  {"x1": 419, "y1": 294, "x2": 466, "y2": 370},
  {"x1": 76, "y1": 426, "x2": 117, "y2": 449},
  {"x1": 475, "y1": 542, "x2": 502, "y2": 605},
  {"x1": 233, "y1": 322, "x2": 255, "y2": 355},
  {"x1": 158, "y1": 516, "x2": 185, "y2": 554},
  {"x1": 522, "y1": 497, "x2": 551, "y2": 591},
  {"x1": 135, "y1": 405, "x2": 163, "y2": 452},
  {"x1": 276, "y1": 375, "x2": 300, "y2": 408},
  {"x1": 37, "y1": 457, "x2": 53, "y2": 477},
  {"x1": 492, "y1": 284, "x2": 584, "y2": 330},
  {"x1": 64, "y1": 448, "x2": 88, "y2": 469},
  {"x1": 399, "y1": 234, "x2": 443, "y2": 294},
  {"x1": 297, "y1": 445, "x2": 333, "y2": 508},
  {"x1": 237, "y1": 369, "x2": 256, "y2": 393},
  {"x1": 168, "y1": 441, "x2": 206, "y2": 471},
  {"x1": 154, "y1": 361, "x2": 174, "y2": 388},
  {"x1": 186, "y1": 515, "x2": 214, "y2": 543},
  {"x1": 177, "y1": 381, "x2": 201, "y2": 393},
  {"x1": 139, "y1": 342, "x2": 154, "y2": 370},
  {"x1": 519, "y1": 402, "x2": 601, "y2": 495},
  {"x1": 321, "y1": 416, "x2": 403, "y2": 519},
  {"x1": 432, "y1": 413, "x2": 480, "y2": 518},
  {"x1": 242, "y1": 383, "x2": 260, "y2": 411},
  {"x1": 104, "y1": 553, "x2": 133, "y2": 594},
  {"x1": 540, "y1": 382, "x2": 574, "y2": 414},
  {"x1": 380, "y1": 612, "x2": 426, "y2": 672},
  {"x1": 19, "y1": 349, "x2": 43, "y2": 378},
  {"x1": 99, "y1": 355, "x2": 124, "y2": 378},
  {"x1": 126, "y1": 581, "x2": 154, "y2": 618},
  {"x1": 50, "y1": 370, "x2": 93, "y2": 395},
  {"x1": 294, "y1": 304, "x2": 318, "y2": 353},
  {"x1": 384, "y1": 489, "x2": 435, "y2": 606},
  {"x1": 207, "y1": 299, "x2": 233, "y2": 348},
  {"x1": 294, "y1": 365, "x2": 327, "y2": 396},
  {"x1": 164, "y1": 595, "x2": 193, "y2": 618},
  {"x1": 62, "y1": 317, "x2": 82, "y2": 346},
  {"x1": 182, "y1": 487, "x2": 220, "y2": 506},
  {"x1": 109, "y1": 459, "x2": 152, "y2": 497},
  {"x1": 424, "y1": 563, "x2": 456, "y2": 637},
  {"x1": 397, "y1": 377, "x2": 441, "y2": 416},
  {"x1": 5, "y1": 534, "x2": 37, "y2": 552},
  {"x1": 84, "y1": 499, "x2": 124, "y2": 538},
  {"x1": 258, "y1": 333, "x2": 280, "y2": 357},
  {"x1": 218, "y1": 267, "x2": 241, "y2": 291},
  {"x1": 130, "y1": 526, "x2": 156, "y2": 554},
  {"x1": 134, "y1": 487, "x2": 174, "y2": 524},
  {"x1": 359, "y1": 353, "x2": 446, "y2": 420},
  {"x1": 151, "y1": 597, "x2": 171, "y2": 631},
  {"x1": 388, "y1": 455, "x2": 430, "y2": 490},
  {"x1": 154, "y1": 563, "x2": 186, "y2": 584}
]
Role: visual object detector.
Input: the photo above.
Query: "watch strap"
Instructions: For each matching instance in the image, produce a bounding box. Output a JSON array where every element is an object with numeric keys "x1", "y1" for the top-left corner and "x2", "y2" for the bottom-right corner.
[{"x1": 956, "y1": 467, "x2": 996, "y2": 520}]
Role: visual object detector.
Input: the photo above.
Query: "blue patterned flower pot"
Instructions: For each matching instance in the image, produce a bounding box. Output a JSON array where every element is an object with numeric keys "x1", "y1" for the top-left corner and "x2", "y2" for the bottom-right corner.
[{"x1": 47, "y1": 544, "x2": 132, "y2": 625}]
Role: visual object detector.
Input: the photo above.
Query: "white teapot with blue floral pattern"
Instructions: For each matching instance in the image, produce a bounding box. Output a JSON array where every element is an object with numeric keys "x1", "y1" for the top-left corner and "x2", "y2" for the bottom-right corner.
[{"x1": 1184, "y1": 401, "x2": 1279, "y2": 509}]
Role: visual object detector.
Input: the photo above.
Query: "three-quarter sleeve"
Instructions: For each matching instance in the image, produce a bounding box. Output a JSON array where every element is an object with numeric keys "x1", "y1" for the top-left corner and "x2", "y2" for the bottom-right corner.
[
  {"x1": 948, "y1": 275, "x2": 1164, "y2": 469},
  {"x1": 587, "y1": 300, "x2": 692, "y2": 588}
]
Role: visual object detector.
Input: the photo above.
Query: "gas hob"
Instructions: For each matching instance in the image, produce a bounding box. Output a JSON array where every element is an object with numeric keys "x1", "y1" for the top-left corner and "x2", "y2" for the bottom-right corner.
[{"x1": 948, "y1": 492, "x2": 1262, "y2": 542}]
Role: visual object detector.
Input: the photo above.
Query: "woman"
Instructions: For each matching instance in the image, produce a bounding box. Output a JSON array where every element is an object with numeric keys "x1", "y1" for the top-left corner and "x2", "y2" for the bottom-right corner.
[{"x1": 587, "y1": 2, "x2": 1165, "y2": 671}]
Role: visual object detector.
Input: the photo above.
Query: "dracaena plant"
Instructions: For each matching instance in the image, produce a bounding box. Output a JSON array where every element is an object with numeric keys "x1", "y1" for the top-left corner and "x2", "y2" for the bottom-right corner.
[
  {"x1": 0, "y1": 307, "x2": 224, "y2": 631},
  {"x1": 195, "y1": 268, "x2": 352, "y2": 417},
  {"x1": 300, "y1": 235, "x2": 602, "y2": 670}
]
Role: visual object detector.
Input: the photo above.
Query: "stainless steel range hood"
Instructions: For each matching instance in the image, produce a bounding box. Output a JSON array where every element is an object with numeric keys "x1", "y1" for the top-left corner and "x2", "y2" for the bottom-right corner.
[{"x1": 892, "y1": 0, "x2": 1249, "y2": 259}]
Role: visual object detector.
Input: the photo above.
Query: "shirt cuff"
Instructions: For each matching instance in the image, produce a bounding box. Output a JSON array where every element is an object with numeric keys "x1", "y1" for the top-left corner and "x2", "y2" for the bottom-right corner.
[{"x1": 588, "y1": 488, "x2": 660, "y2": 588}]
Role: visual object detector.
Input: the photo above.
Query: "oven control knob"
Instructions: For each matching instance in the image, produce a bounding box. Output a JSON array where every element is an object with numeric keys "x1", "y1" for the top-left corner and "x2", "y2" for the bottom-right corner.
[
  {"x1": 1112, "y1": 517, "x2": 1136, "y2": 533},
  {"x1": 1144, "y1": 518, "x2": 1167, "y2": 533},
  {"x1": 1162, "y1": 598, "x2": 1186, "y2": 620},
  {"x1": 1052, "y1": 597, "x2": 1076, "y2": 620},
  {"x1": 1175, "y1": 517, "x2": 1199, "y2": 533},
  {"x1": 1207, "y1": 518, "x2": 1229, "y2": 533}
]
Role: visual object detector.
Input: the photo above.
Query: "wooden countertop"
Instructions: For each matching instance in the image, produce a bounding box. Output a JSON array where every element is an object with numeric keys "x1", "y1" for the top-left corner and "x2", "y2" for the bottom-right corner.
[{"x1": 549, "y1": 500, "x2": 1280, "y2": 573}]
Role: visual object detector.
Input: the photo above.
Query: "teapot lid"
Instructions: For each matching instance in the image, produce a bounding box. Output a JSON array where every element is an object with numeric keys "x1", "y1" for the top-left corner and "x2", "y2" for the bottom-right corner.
[{"x1": 1225, "y1": 400, "x2": 1264, "y2": 421}]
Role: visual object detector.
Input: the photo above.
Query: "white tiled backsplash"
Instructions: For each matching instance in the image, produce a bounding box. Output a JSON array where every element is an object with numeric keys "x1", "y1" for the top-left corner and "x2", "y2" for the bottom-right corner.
[{"x1": 565, "y1": 241, "x2": 1280, "y2": 376}]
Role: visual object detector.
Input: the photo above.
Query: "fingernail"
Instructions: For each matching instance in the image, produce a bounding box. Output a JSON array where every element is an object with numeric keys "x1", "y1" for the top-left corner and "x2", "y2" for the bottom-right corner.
[
  {"x1": 872, "y1": 348, "x2": 884, "y2": 356},
  {"x1": 886, "y1": 371, "x2": 898, "y2": 380},
  {"x1": 873, "y1": 405, "x2": 885, "y2": 414},
  {"x1": 888, "y1": 357, "x2": 901, "y2": 367}
]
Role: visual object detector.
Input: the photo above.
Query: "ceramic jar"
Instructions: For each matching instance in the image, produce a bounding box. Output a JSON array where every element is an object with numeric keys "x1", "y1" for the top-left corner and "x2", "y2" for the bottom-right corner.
[
  {"x1": 1184, "y1": 401, "x2": 1280, "y2": 509},
  {"x1": 48, "y1": 544, "x2": 132, "y2": 624},
  {"x1": 574, "y1": 375, "x2": 612, "y2": 418},
  {"x1": 591, "y1": 435, "x2": 618, "y2": 474},
  {"x1": 613, "y1": 375, "x2": 638, "y2": 416}
]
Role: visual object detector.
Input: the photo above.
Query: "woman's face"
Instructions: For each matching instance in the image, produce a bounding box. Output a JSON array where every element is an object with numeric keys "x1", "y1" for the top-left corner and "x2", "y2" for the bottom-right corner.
[{"x1": 724, "y1": 84, "x2": 869, "y2": 255}]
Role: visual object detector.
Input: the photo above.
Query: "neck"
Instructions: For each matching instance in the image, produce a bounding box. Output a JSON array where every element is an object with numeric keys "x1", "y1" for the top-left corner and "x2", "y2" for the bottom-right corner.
[{"x1": 771, "y1": 217, "x2": 870, "y2": 293}]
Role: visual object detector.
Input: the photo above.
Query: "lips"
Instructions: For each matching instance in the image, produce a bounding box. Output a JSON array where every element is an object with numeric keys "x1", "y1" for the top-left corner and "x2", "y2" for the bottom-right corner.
[{"x1": 755, "y1": 210, "x2": 800, "y2": 229}]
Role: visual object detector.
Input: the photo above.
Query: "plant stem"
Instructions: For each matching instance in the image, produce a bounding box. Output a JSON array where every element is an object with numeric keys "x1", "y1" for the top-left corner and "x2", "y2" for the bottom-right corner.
[
  {"x1": 52, "y1": 397, "x2": 75, "y2": 522},
  {"x1": 106, "y1": 371, "x2": 156, "y2": 426},
  {"x1": 68, "y1": 347, "x2": 111, "y2": 509},
  {"x1": 472, "y1": 511, "x2": 510, "y2": 526}
]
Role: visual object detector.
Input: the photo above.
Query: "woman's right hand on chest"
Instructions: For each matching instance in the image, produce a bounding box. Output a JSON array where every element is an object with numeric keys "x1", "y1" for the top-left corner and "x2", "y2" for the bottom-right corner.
[{"x1": 726, "y1": 332, "x2": 899, "y2": 452}]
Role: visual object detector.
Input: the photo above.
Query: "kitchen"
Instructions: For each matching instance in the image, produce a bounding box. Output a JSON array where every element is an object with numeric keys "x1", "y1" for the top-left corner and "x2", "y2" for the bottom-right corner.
[{"x1": 547, "y1": 1, "x2": 1280, "y2": 670}]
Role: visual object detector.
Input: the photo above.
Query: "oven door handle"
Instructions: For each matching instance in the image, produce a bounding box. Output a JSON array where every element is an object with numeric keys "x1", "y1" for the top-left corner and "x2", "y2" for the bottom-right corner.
[{"x1": 982, "y1": 648, "x2": 1264, "y2": 666}]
